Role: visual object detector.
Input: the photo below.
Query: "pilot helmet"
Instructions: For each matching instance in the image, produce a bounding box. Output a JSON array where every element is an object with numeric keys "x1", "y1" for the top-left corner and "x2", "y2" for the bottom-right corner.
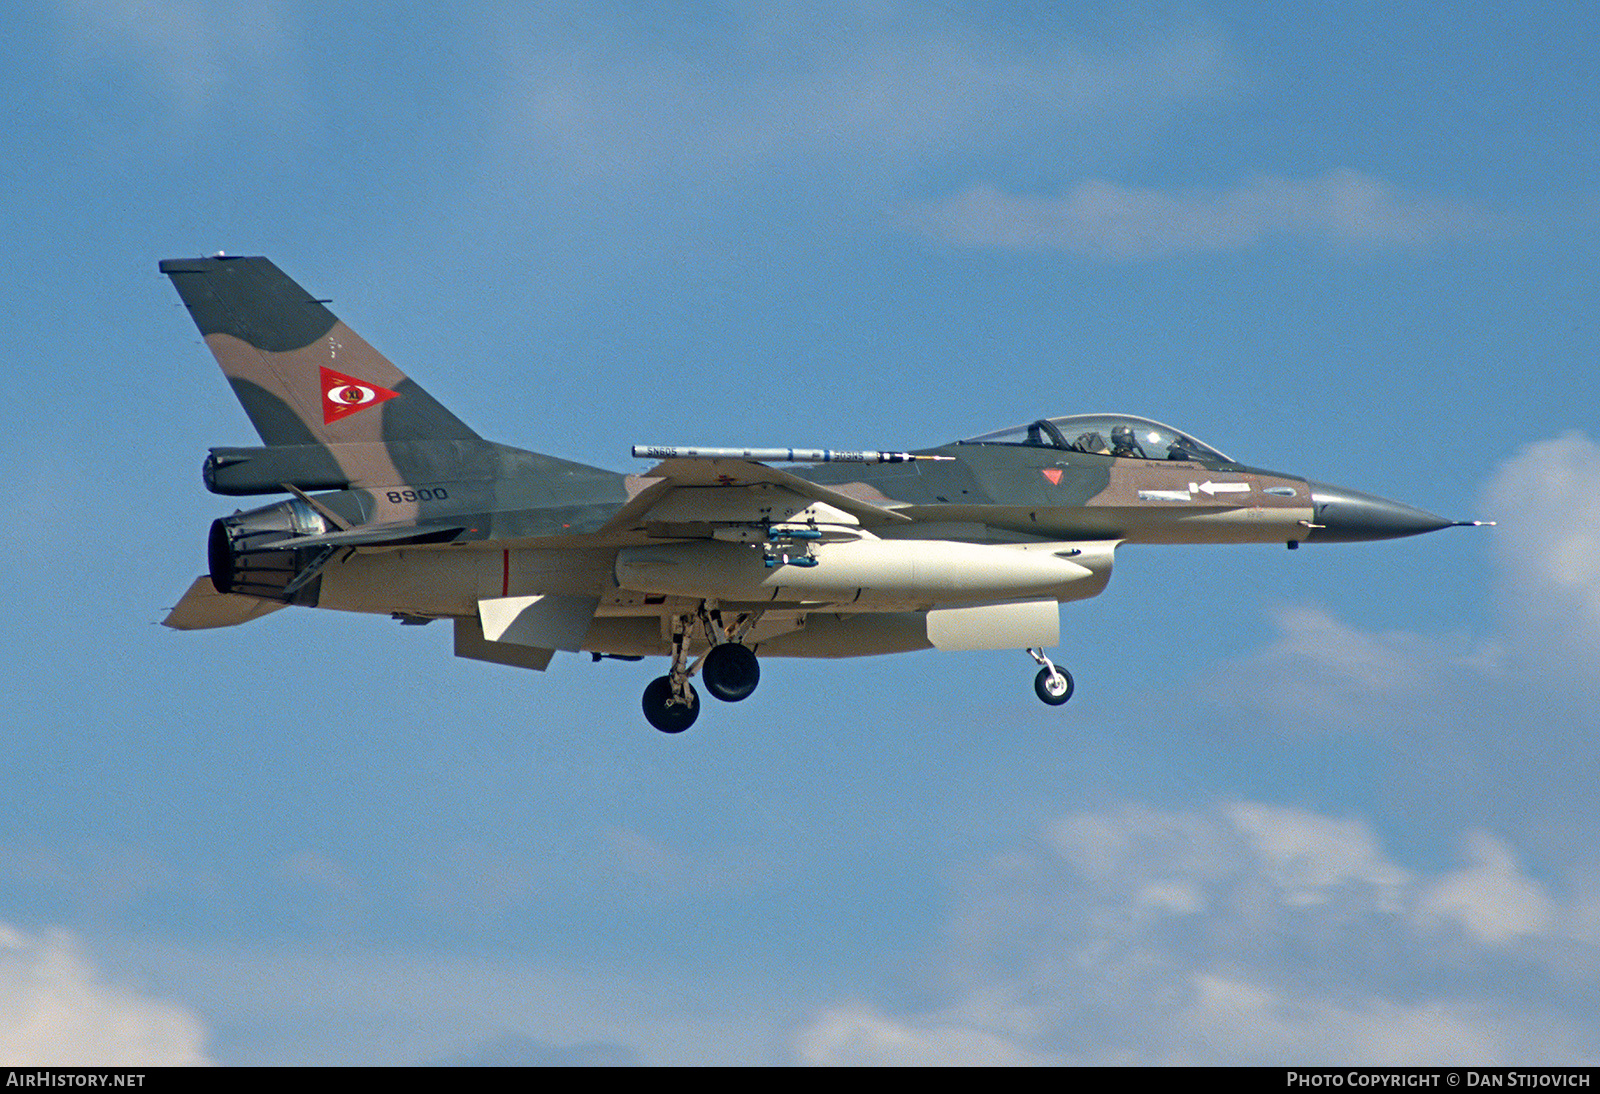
[{"x1": 1111, "y1": 424, "x2": 1137, "y2": 452}]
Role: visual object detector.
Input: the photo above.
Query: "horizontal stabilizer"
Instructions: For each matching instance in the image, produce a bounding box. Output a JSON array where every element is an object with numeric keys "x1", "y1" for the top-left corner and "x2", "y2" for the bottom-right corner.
[
  {"x1": 269, "y1": 522, "x2": 467, "y2": 551},
  {"x1": 163, "y1": 576, "x2": 287, "y2": 630}
]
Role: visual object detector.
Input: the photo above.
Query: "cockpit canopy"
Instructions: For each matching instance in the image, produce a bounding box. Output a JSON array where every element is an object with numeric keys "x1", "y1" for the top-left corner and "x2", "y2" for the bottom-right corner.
[{"x1": 960, "y1": 414, "x2": 1236, "y2": 464}]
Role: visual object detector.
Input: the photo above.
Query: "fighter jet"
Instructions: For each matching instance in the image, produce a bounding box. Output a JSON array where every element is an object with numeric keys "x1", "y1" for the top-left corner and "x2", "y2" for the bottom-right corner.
[{"x1": 161, "y1": 256, "x2": 1482, "y2": 732}]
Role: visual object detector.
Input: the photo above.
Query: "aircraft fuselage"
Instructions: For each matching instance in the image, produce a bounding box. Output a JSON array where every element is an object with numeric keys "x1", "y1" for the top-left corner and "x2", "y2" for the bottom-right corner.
[{"x1": 160, "y1": 256, "x2": 1468, "y2": 730}]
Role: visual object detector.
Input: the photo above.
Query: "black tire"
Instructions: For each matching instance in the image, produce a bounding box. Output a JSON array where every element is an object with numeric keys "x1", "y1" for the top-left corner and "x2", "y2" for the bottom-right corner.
[
  {"x1": 1034, "y1": 666, "x2": 1074, "y2": 706},
  {"x1": 702, "y1": 644, "x2": 760, "y2": 703},
  {"x1": 643, "y1": 676, "x2": 699, "y2": 733}
]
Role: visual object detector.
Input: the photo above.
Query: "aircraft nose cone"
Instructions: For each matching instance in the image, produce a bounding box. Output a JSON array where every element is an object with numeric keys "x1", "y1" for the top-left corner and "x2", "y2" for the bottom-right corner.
[{"x1": 1304, "y1": 481, "x2": 1453, "y2": 542}]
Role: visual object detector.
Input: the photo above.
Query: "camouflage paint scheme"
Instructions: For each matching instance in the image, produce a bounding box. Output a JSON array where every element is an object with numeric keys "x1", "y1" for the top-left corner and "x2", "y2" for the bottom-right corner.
[{"x1": 161, "y1": 256, "x2": 1464, "y2": 730}]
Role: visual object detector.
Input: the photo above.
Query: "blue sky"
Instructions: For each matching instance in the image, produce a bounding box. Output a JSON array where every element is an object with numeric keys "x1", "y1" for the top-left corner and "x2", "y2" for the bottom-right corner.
[{"x1": 2, "y1": 0, "x2": 1597, "y2": 1065}]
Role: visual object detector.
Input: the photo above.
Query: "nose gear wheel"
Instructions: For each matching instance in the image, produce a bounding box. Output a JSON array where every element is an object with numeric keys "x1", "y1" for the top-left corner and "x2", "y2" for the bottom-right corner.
[{"x1": 1027, "y1": 648, "x2": 1074, "y2": 706}]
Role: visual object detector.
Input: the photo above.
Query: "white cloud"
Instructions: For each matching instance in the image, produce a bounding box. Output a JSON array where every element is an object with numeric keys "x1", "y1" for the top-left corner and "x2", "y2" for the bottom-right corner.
[
  {"x1": 1166, "y1": 974, "x2": 1546, "y2": 1067},
  {"x1": 1205, "y1": 602, "x2": 1498, "y2": 738},
  {"x1": 491, "y1": 9, "x2": 1228, "y2": 185},
  {"x1": 792, "y1": 802, "x2": 1598, "y2": 1065},
  {"x1": 794, "y1": 1003, "x2": 1058, "y2": 1067},
  {"x1": 426, "y1": 1031, "x2": 641, "y2": 1066},
  {"x1": 1197, "y1": 432, "x2": 1600, "y2": 743},
  {"x1": 107, "y1": 939, "x2": 801, "y2": 1065},
  {"x1": 1226, "y1": 802, "x2": 1411, "y2": 911},
  {"x1": 796, "y1": 975, "x2": 1573, "y2": 1067},
  {"x1": 907, "y1": 170, "x2": 1507, "y2": 257},
  {"x1": 0, "y1": 922, "x2": 212, "y2": 1066},
  {"x1": 1416, "y1": 832, "x2": 1556, "y2": 946},
  {"x1": 1483, "y1": 431, "x2": 1600, "y2": 670},
  {"x1": 1175, "y1": 431, "x2": 1600, "y2": 853},
  {"x1": 56, "y1": 0, "x2": 291, "y2": 113},
  {"x1": 1046, "y1": 804, "x2": 1228, "y2": 883}
]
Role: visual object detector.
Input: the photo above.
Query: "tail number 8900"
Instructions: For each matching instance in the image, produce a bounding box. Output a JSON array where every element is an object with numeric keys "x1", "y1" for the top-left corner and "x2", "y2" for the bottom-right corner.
[{"x1": 386, "y1": 487, "x2": 449, "y2": 504}]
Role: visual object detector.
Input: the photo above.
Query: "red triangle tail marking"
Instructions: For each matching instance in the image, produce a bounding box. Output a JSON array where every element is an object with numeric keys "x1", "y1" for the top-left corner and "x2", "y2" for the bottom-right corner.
[{"x1": 320, "y1": 366, "x2": 400, "y2": 424}]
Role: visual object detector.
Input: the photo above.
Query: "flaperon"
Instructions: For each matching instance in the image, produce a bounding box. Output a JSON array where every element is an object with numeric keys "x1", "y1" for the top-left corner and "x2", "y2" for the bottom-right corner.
[{"x1": 161, "y1": 255, "x2": 1485, "y2": 732}]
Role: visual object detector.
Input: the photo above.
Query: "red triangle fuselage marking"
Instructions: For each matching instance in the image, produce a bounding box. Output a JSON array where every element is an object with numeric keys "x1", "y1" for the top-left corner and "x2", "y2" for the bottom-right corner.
[
  {"x1": 320, "y1": 366, "x2": 400, "y2": 424},
  {"x1": 1041, "y1": 468, "x2": 1063, "y2": 485}
]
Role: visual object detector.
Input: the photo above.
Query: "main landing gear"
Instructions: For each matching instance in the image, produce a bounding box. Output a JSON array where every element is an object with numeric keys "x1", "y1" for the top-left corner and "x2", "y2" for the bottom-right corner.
[
  {"x1": 638, "y1": 615, "x2": 1072, "y2": 732},
  {"x1": 641, "y1": 604, "x2": 763, "y2": 733},
  {"x1": 702, "y1": 643, "x2": 760, "y2": 702},
  {"x1": 1028, "y1": 648, "x2": 1074, "y2": 706},
  {"x1": 641, "y1": 676, "x2": 699, "y2": 734}
]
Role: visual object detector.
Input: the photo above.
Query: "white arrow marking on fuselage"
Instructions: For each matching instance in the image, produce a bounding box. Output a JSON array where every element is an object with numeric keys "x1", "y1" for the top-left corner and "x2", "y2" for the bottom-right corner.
[{"x1": 1191, "y1": 481, "x2": 1252, "y2": 496}]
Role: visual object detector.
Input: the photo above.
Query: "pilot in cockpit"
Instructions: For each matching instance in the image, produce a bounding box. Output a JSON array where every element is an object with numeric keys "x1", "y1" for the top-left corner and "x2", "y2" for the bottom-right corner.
[
  {"x1": 1165, "y1": 434, "x2": 1202, "y2": 461},
  {"x1": 1110, "y1": 424, "x2": 1148, "y2": 459}
]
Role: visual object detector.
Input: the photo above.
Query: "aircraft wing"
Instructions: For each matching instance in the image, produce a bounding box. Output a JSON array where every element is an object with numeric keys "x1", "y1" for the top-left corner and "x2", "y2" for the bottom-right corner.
[
  {"x1": 623, "y1": 457, "x2": 913, "y2": 527},
  {"x1": 455, "y1": 456, "x2": 916, "y2": 673}
]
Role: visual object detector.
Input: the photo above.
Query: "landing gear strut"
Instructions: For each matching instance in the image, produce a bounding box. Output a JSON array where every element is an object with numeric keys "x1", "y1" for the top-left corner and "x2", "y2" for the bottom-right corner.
[
  {"x1": 642, "y1": 675, "x2": 699, "y2": 733},
  {"x1": 640, "y1": 603, "x2": 763, "y2": 732},
  {"x1": 1028, "y1": 648, "x2": 1074, "y2": 706},
  {"x1": 643, "y1": 612, "x2": 701, "y2": 733}
]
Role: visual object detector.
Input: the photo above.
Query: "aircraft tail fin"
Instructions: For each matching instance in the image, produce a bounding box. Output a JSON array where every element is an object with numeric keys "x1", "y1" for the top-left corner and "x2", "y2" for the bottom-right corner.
[{"x1": 160, "y1": 256, "x2": 480, "y2": 446}]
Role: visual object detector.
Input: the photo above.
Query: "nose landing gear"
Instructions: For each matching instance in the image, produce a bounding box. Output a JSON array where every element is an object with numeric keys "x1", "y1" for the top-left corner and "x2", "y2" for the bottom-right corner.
[{"x1": 1028, "y1": 648, "x2": 1074, "y2": 706}]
